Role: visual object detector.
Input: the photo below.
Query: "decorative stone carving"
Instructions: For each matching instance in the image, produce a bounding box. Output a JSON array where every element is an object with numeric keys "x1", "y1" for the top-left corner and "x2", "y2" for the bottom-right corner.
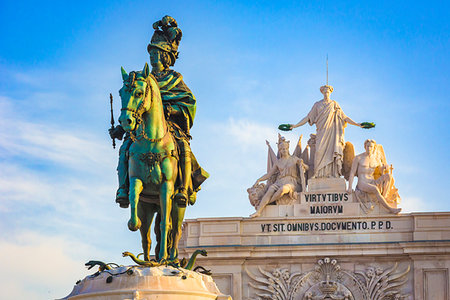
[
  {"x1": 347, "y1": 139, "x2": 401, "y2": 214},
  {"x1": 246, "y1": 257, "x2": 410, "y2": 300},
  {"x1": 248, "y1": 134, "x2": 308, "y2": 218}
]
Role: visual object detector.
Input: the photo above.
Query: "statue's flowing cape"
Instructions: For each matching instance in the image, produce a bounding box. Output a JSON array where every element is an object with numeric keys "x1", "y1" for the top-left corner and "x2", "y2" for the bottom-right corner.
[
  {"x1": 156, "y1": 69, "x2": 208, "y2": 194},
  {"x1": 307, "y1": 99, "x2": 347, "y2": 176},
  {"x1": 157, "y1": 70, "x2": 196, "y2": 134}
]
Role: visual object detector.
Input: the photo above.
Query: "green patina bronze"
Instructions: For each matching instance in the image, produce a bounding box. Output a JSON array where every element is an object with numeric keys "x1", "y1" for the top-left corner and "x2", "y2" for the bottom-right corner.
[
  {"x1": 122, "y1": 251, "x2": 162, "y2": 267},
  {"x1": 119, "y1": 64, "x2": 179, "y2": 262},
  {"x1": 85, "y1": 260, "x2": 118, "y2": 272},
  {"x1": 110, "y1": 16, "x2": 208, "y2": 264},
  {"x1": 278, "y1": 124, "x2": 292, "y2": 131},
  {"x1": 122, "y1": 249, "x2": 207, "y2": 270},
  {"x1": 360, "y1": 122, "x2": 376, "y2": 129},
  {"x1": 278, "y1": 122, "x2": 375, "y2": 131},
  {"x1": 117, "y1": 64, "x2": 185, "y2": 263},
  {"x1": 182, "y1": 249, "x2": 207, "y2": 270}
]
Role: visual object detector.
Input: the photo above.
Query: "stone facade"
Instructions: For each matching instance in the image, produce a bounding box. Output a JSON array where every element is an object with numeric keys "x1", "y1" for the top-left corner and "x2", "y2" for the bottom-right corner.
[
  {"x1": 177, "y1": 85, "x2": 450, "y2": 299},
  {"x1": 179, "y1": 210, "x2": 450, "y2": 299}
]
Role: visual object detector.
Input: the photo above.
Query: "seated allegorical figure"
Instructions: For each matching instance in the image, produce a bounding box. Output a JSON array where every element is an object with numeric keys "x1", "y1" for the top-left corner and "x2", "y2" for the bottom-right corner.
[
  {"x1": 249, "y1": 134, "x2": 308, "y2": 218},
  {"x1": 347, "y1": 139, "x2": 401, "y2": 214}
]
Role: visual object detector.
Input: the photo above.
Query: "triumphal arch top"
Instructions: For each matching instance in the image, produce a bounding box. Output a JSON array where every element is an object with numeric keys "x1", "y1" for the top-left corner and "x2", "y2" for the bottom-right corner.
[{"x1": 179, "y1": 84, "x2": 450, "y2": 300}]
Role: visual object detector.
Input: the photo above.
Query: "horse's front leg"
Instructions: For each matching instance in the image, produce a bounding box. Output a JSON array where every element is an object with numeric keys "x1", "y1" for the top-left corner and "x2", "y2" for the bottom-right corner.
[
  {"x1": 128, "y1": 177, "x2": 143, "y2": 231},
  {"x1": 138, "y1": 202, "x2": 156, "y2": 261},
  {"x1": 158, "y1": 180, "x2": 173, "y2": 261},
  {"x1": 169, "y1": 200, "x2": 186, "y2": 261}
]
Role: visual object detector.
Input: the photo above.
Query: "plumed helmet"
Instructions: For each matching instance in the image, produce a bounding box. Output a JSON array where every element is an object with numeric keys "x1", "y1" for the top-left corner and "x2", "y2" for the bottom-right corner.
[{"x1": 147, "y1": 16, "x2": 182, "y2": 66}]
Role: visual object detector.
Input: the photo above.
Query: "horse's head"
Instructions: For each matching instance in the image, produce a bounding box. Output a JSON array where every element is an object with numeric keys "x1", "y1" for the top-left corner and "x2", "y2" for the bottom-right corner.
[{"x1": 119, "y1": 63, "x2": 156, "y2": 132}]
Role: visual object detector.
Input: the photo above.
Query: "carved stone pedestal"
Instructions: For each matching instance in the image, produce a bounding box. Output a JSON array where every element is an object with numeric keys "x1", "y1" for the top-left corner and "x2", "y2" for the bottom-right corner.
[
  {"x1": 307, "y1": 177, "x2": 347, "y2": 192},
  {"x1": 60, "y1": 265, "x2": 231, "y2": 300}
]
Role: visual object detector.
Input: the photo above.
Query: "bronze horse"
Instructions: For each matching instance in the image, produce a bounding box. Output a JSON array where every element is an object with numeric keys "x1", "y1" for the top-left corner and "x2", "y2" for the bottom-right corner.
[{"x1": 118, "y1": 63, "x2": 185, "y2": 262}]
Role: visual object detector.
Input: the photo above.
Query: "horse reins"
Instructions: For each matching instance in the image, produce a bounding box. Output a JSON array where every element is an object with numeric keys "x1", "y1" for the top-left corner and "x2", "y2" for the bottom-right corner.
[{"x1": 122, "y1": 73, "x2": 169, "y2": 143}]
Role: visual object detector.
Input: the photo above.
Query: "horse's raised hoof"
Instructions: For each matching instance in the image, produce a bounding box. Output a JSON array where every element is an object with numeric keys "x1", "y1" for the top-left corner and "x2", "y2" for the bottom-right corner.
[
  {"x1": 116, "y1": 198, "x2": 129, "y2": 209},
  {"x1": 128, "y1": 218, "x2": 142, "y2": 231},
  {"x1": 116, "y1": 188, "x2": 129, "y2": 208}
]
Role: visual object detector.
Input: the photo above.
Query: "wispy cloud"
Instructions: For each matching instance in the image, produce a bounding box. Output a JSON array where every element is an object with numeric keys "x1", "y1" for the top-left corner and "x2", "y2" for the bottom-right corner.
[
  {"x1": 0, "y1": 93, "x2": 121, "y2": 249},
  {"x1": 0, "y1": 96, "x2": 113, "y2": 172},
  {"x1": 188, "y1": 117, "x2": 307, "y2": 217},
  {"x1": 0, "y1": 231, "x2": 94, "y2": 300},
  {"x1": 400, "y1": 196, "x2": 430, "y2": 213},
  {"x1": 207, "y1": 117, "x2": 302, "y2": 153},
  {"x1": 215, "y1": 117, "x2": 277, "y2": 150}
]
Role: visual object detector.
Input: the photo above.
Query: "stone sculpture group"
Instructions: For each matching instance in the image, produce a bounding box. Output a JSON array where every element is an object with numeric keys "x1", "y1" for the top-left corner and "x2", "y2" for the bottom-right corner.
[{"x1": 248, "y1": 84, "x2": 401, "y2": 216}]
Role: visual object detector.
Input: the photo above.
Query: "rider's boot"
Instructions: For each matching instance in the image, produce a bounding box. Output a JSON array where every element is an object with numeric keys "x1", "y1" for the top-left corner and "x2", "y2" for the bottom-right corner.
[{"x1": 174, "y1": 141, "x2": 192, "y2": 206}]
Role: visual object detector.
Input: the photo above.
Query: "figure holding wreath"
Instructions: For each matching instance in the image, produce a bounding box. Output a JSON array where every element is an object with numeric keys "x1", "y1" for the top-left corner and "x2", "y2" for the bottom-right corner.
[{"x1": 290, "y1": 85, "x2": 362, "y2": 178}]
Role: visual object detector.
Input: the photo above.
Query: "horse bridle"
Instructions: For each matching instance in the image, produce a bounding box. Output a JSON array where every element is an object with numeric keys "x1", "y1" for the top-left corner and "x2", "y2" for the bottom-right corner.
[
  {"x1": 122, "y1": 72, "x2": 168, "y2": 143},
  {"x1": 121, "y1": 72, "x2": 152, "y2": 120}
]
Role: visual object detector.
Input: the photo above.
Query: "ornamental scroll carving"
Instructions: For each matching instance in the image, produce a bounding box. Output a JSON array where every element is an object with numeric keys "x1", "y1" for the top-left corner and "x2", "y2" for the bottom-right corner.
[{"x1": 246, "y1": 257, "x2": 411, "y2": 300}]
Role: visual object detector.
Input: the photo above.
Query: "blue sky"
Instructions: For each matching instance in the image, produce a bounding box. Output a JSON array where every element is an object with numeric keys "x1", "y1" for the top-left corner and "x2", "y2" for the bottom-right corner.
[{"x1": 1, "y1": 1, "x2": 449, "y2": 299}]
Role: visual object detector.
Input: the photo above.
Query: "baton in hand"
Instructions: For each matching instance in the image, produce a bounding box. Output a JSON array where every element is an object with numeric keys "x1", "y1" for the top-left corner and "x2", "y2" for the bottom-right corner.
[{"x1": 110, "y1": 93, "x2": 116, "y2": 149}]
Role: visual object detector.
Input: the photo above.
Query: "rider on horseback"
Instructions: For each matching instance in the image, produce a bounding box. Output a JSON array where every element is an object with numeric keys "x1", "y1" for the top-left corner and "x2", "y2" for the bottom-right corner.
[{"x1": 110, "y1": 16, "x2": 207, "y2": 209}]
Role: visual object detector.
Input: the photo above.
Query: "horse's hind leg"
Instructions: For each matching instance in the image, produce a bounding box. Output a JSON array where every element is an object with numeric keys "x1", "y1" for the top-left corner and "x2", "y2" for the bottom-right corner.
[
  {"x1": 128, "y1": 177, "x2": 143, "y2": 231},
  {"x1": 169, "y1": 201, "x2": 186, "y2": 261},
  {"x1": 138, "y1": 202, "x2": 156, "y2": 261}
]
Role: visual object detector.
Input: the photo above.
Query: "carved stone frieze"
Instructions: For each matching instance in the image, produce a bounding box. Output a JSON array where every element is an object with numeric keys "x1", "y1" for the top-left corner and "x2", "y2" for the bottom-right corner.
[{"x1": 246, "y1": 258, "x2": 410, "y2": 300}]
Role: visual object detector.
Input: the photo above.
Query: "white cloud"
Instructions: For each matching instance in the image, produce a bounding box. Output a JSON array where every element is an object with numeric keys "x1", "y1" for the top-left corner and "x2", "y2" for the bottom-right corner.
[
  {"x1": 0, "y1": 162, "x2": 113, "y2": 214},
  {"x1": 0, "y1": 231, "x2": 94, "y2": 300},
  {"x1": 400, "y1": 196, "x2": 429, "y2": 213},
  {"x1": 188, "y1": 117, "x2": 310, "y2": 217},
  {"x1": 0, "y1": 94, "x2": 120, "y2": 239},
  {"x1": 209, "y1": 117, "x2": 303, "y2": 153},
  {"x1": 217, "y1": 117, "x2": 277, "y2": 150},
  {"x1": 0, "y1": 103, "x2": 113, "y2": 172}
]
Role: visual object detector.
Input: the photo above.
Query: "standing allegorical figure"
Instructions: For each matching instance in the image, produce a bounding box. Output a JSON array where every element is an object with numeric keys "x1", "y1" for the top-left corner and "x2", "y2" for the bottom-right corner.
[
  {"x1": 110, "y1": 16, "x2": 207, "y2": 209},
  {"x1": 290, "y1": 85, "x2": 362, "y2": 178}
]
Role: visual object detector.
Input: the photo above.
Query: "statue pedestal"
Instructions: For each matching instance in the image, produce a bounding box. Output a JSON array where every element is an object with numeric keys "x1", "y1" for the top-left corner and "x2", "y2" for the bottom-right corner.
[
  {"x1": 60, "y1": 265, "x2": 231, "y2": 300},
  {"x1": 307, "y1": 177, "x2": 347, "y2": 192}
]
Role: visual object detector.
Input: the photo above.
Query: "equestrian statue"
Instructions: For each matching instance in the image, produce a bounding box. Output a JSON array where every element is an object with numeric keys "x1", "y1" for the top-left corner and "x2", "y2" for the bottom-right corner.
[{"x1": 109, "y1": 16, "x2": 208, "y2": 263}]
